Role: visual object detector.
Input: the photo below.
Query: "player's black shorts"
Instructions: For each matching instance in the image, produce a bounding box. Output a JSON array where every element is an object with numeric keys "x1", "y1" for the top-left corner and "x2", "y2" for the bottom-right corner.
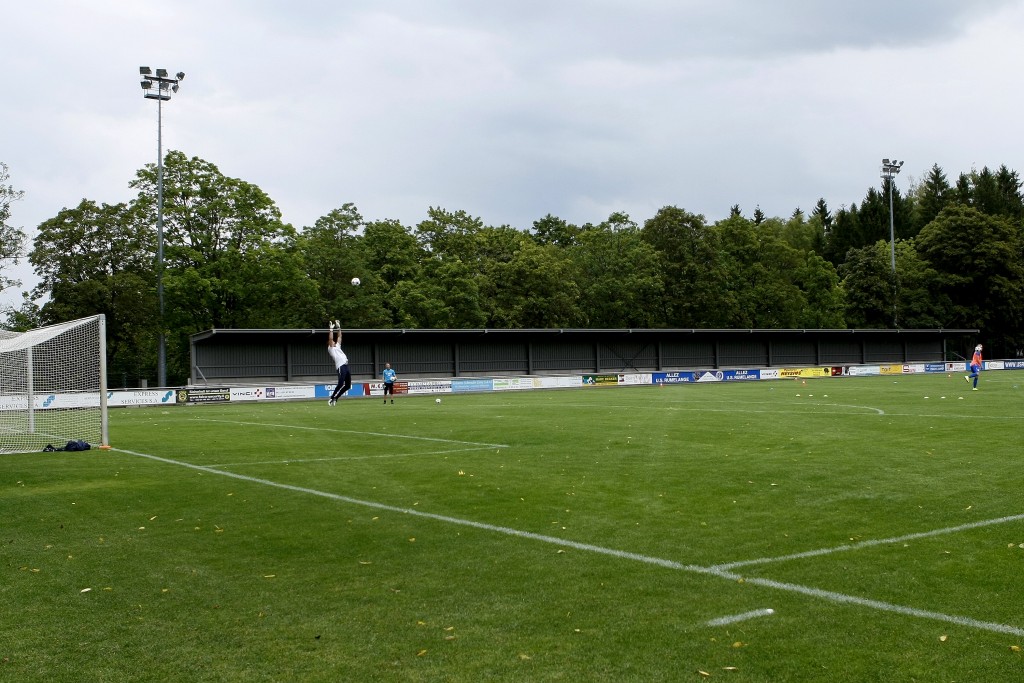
[{"x1": 383, "y1": 382, "x2": 394, "y2": 395}]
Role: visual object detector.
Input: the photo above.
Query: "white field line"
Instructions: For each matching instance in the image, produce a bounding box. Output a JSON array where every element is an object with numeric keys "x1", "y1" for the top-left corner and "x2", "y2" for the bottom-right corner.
[
  {"x1": 113, "y1": 446, "x2": 1024, "y2": 638},
  {"x1": 557, "y1": 402, "x2": 1024, "y2": 421},
  {"x1": 711, "y1": 513, "x2": 1024, "y2": 571},
  {"x1": 206, "y1": 446, "x2": 498, "y2": 468},
  {"x1": 193, "y1": 418, "x2": 509, "y2": 448},
  {"x1": 706, "y1": 608, "x2": 774, "y2": 627}
]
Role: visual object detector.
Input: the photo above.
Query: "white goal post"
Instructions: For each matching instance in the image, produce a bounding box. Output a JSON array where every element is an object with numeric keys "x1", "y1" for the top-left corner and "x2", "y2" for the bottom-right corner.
[{"x1": 0, "y1": 314, "x2": 109, "y2": 454}]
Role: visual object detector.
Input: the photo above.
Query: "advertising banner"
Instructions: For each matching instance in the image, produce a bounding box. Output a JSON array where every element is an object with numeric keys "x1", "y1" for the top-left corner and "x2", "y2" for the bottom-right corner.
[
  {"x1": 536, "y1": 376, "x2": 581, "y2": 389},
  {"x1": 617, "y1": 373, "x2": 653, "y2": 385},
  {"x1": 582, "y1": 374, "x2": 619, "y2": 386},
  {"x1": 779, "y1": 367, "x2": 831, "y2": 379},
  {"x1": 847, "y1": 366, "x2": 880, "y2": 376},
  {"x1": 266, "y1": 386, "x2": 317, "y2": 400},
  {"x1": 452, "y1": 379, "x2": 495, "y2": 393},
  {"x1": 759, "y1": 368, "x2": 781, "y2": 380},
  {"x1": 107, "y1": 390, "x2": 176, "y2": 407},
  {"x1": 654, "y1": 371, "x2": 694, "y2": 384},
  {"x1": 925, "y1": 363, "x2": 946, "y2": 373},
  {"x1": 723, "y1": 369, "x2": 760, "y2": 381},
  {"x1": 176, "y1": 387, "x2": 230, "y2": 404},
  {"x1": 694, "y1": 371, "x2": 724, "y2": 382},
  {"x1": 229, "y1": 386, "x2": 317, "y2": 401},
  {"x1": 1002, "y1": 360, "x2": 1024, "y2": 370},
  {"x1": 405, "y1": 380, "x2": 452, "y2": 395}
]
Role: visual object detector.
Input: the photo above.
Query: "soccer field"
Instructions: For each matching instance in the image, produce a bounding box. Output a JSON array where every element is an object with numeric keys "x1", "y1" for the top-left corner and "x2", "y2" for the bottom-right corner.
[{"x1": 3, "y1": 373, "x2": 1024, "y2": 682}]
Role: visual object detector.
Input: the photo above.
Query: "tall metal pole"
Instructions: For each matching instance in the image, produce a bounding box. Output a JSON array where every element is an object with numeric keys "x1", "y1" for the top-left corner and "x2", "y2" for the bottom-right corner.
[
  {"x1": 140, "y1": 67, "x2": 184, "y2": 388},
  {"x1": 887, "y1": 178, "x2": 896, "y2": 274},
  {"x1": 155, "y1": 93, "x2": 165, "y2": 387},
  {"x1": 880, "y1": 158, "x2": 903, "y2": 274},
  {"x1": 881, "y1": 158, "x2": 904, "y2": 328}
]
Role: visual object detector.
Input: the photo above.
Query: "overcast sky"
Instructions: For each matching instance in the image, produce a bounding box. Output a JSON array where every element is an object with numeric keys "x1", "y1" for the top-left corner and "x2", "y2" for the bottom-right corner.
[{"x1": 3, "y1": 1, "x2": 1024, "y2": 304}]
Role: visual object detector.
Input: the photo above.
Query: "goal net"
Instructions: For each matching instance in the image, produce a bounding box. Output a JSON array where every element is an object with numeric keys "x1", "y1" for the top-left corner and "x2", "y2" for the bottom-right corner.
[{"x1": 0, "y1": 314, "x2": 109, "y2": 454}]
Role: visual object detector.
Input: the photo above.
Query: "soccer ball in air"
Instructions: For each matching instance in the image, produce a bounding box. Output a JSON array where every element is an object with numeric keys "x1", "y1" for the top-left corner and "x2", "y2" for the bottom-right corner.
[
  {"x1": 351, "y1": 277, "x2": 361, "y2": 286},
  {"x1": 435, "y1": 398, "x2": 442, "y2": 404}
]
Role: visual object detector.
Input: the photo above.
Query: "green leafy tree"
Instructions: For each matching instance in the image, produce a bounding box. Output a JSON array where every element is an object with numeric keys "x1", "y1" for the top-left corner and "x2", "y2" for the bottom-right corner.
[
  {"x1": 131, "y1": 152, "x2": 321, "y2": 380},
  {"x1": 477, "y1": 227, "x2": 582, "y2": 327},
  {"x1": 912, "y1": 164, "x2": 952, "y2": 234},
  {"x1": 792, "y1": 251, "x2": 846, "y2": 328},
  {"x1": 640, "y1": 206, "x2": 732, "y2": 327},
  {"x1": 839, "y1": 240, "x2": 947, "y2": 330},
  {"x1": 838, "y1": 241, "x2": 895, "y2": 329},
  {"x1": 362, "y1": 218, "x2": 424, "y2": 288},
  {"x1": 752, "y1": 206, "x2": 765, "y2": 226},
  {"x1": 823, "y1": 203, "x2": 860, "y2": 265},
  {"x1": 28, "y1": 199, "x2": 158, "y2": 384},
  {"x1": 415, "y1": 207, "x2": 484, "y2": 263},
  {"x1": 297, "y1": 204, "x2": 391, "y2": 327},
  {"x1": 914, "y1": 204, "x2": 1024, "y2": 355},
  {"x1": 891, "y1": 240, "x2": 950, "y2": 329},
  {"x1": 572, "y1": 213, "x2": 664, "y2": 328},
  {"x1": 531, "y1": 214, "x2": 580, "y2": 248},
  {"x1": 360, "y1": 218, "x2": 427, "y2": 325},
  {"x1": 390, "y1": 258, "x2": 488, "y2": 328},
  {"x1": 0, "y1": 162, "x2": 26, "y2": 300},
  {"x1": 714, "y1": 215, "x2": 808, "y2": 328}
]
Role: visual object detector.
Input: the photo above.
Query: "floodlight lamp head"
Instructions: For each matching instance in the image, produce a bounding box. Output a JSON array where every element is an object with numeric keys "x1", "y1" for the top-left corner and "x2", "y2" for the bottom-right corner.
[
  {"x1": 156, "y1": 68, "x2": 168, "y2": 78},
  {"x1": 171, "y1": 84, "x2": 179, "y2": 93},
  {"x1": 176, "y1": 72, "x2": 185, "y2": 81},
  {"x1": 882, "y1": 158, "x2": 890, "y2": 165},
  {"x1": 140, "y1": 66, "x2": 152, "y2": 75},
  {"x1": 141, "y1": 80, "x2": 152, "y2": 90}
]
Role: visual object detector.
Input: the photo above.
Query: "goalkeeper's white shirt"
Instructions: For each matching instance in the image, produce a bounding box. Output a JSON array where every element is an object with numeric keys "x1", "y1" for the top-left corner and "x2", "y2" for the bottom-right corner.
[{"x1": 328, "y1": 346, "x2": 348, "y2": 369}]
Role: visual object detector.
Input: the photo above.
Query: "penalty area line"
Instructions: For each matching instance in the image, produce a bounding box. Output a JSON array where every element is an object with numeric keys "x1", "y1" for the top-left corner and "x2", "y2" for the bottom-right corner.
[
  {"x1": 713, "y1": 513, "x2": 1024, "y2": 571},
  {"x1": 111, "y1": 446, "x2": 1024, "y2": 639},
  {"x1": 706, "y1": 608, "x2": 775, "y2": 627},
  {"x1": 193, "y1": 418, "x2": 510, "y2": 448},
  {"x1": 205, "y1": 446, "x2": 499, "y2": 468}
]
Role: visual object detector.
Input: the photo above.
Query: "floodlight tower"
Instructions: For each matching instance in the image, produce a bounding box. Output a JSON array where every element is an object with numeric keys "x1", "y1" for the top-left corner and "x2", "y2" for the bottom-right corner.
[
  {"x1": 139, "y1": 66, "x2": 185, "y2": 388},
  {"x1": 881, "y1": 158, "x2": 904, "y2": 328},
  {"x1": 880, "y1": 158, "x2": 904, "y2": 274}
]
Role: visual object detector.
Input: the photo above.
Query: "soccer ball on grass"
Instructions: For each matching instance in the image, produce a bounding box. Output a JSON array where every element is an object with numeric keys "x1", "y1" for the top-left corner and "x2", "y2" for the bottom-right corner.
[{"x1": 350, "y1": 277, "x2": 361, "y2": 286}]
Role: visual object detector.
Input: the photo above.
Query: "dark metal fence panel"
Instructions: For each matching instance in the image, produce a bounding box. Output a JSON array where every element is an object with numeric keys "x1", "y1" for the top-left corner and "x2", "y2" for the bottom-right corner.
[
  {"x1": 719, "y1": 339, "x2": 770, "y2": 367},
  {"x1": 661, "y1": 340, "x2": 715, "y2": 368},
  {"x1": 458, "y1": 342, "x2": 528, "y2": 373},
  {"x1": 377, "y1": 342, "x2": 452, "y2": 376},
  {"x1": 770, "y1": 340, "x2": 817, "y2": 366},
  {"x1": 905, "y1": 340, "x2": 944, "y2": 363},
  {"x1": 291, "y1": 342, "x2": 331, "y2": 379},
  {"x1": 598, "y1": 342, "x2": 658, "y2": 371},
  {"x1": 864, "y1": 340, "x2": 904, "y2": 363},
  {"x1": 532, "y1": 342, "x2": 596, "y2": 372},
  {"x1": 820, "y1": 340, "x2": 862, "y2": 365},
  {"x1": 195, "y1": 345, "x2": 287, "y2": 380}
]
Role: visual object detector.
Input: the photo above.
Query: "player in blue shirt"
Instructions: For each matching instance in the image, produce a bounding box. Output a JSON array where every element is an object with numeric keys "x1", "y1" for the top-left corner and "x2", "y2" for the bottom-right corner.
[
  {"x1": 382, "y1": 362, "x2": 397, "y2": 404},
  {"x1": 964, "y1": 344, "x2": 982, "y2": 390}
]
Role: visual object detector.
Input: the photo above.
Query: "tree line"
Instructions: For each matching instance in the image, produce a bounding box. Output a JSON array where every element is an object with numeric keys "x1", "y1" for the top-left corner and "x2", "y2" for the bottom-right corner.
[{"x1": 1, "y1": 153, "x2": 1022, "y2": 386}]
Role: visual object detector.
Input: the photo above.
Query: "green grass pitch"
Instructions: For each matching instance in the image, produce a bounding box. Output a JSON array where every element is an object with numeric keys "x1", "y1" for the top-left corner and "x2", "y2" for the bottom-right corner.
[{"x1": 3, "y1": 372, "x2": 1024, "y2": 682}]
